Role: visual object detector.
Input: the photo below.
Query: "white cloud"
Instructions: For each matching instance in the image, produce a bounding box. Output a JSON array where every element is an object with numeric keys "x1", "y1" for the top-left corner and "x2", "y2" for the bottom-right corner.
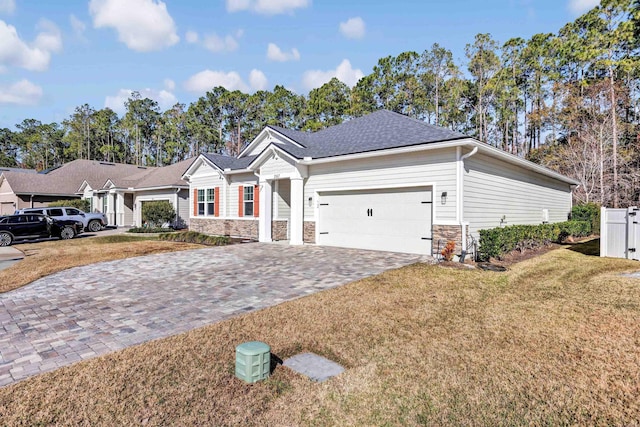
[
  {"x1": 266, "y1": 43, "x2": 300, "y2": 62},
  {"x1": 185, "y1": 30, "x2": 198, "y2": 43},
  {"x1": 203, "y1": 33, "x2": 239, "y2": 53},
  {"x1": 89, "y1": 0, "x2": 179, "y2": 52},
  {"x1": 339, "y1": 16, "x2": 365, "y2": 39},
  {"x1": 104, "y1": 87, "x2": 177, "y2": 114},
  {"x1": 249, "y1": 69, "x2": 268, "y2": 90},
  {"x1": 0, "y1": 79, "x2": 43, "y2": 105},
  {"x1": 567, "y1": 0, "x2": 599, "y2": 14},
  {"x1": 0, "y1": 0, "x2": 15, "y2": 14},
  {"x1": 34, "y1": 19, "x2": 63, "y2": 53},
  {"x1": 302, "y1": 59, "x2": 363, "y2": 91},
  {"x1": 184, "y1": 70, "x2": 249, "y2": 93},
  {"x1": 0, "y1": 19, "x2": 62, "y2": 71},
  {"x1": 226, "y1": 0, "x2": 310, "y2": 15},
  {"x1": 163, "y1": 78, "x2": 175, "y2": 91},
  {"x1": 184, "y1": 69, "x2": 268, "y2": 94},
  {"x1": 69, "y1": 14, "x2": 87, "y2": 41}
]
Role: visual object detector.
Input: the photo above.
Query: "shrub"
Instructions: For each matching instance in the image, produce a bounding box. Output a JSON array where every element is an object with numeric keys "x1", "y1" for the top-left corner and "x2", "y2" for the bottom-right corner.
[
  {"x1": 142, "y1": 201, "x2": 175, "y2": 228},
  {"x1": 159, "y1": 231, "x2": 230, "y2": 246},
  {"x1": 49, "y1": 199, "x2": 90, "y2": 212},
  {"x1": 478, "y1": 221, "x2": 591, "y2": 261},
  {"x1": 571, "y1": 203, "x2": 600, "y2": 234},
  {"x1": 127, "y1": 227, "x2": 174, "y2": 233}
]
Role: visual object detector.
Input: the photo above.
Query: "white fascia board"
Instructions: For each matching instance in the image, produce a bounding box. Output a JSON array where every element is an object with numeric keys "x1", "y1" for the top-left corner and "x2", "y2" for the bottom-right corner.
[
  {"x1": 182, "y1": 154, "x2": 223, "y2": 180},
  {"x1": 247, "y1": 144, "x2": 300, "y2": 171},
  {"x1": 17, "y1": 192, "x2": 80, "y2": 197},
  {"x1": 130, "y1": 185, "x2": 189, "y2": 192},
  {"x1": 238, "y1": 127, "x2": 304, "y2": 158},
  {"x1": 77, "y1": 180, "x2": 91, "y2": 193}
]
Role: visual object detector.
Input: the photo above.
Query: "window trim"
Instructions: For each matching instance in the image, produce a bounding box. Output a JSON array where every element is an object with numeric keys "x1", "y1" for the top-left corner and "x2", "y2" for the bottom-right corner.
[
  {"x1": 243, "y1": 186, "x2": 254, "y2": 217},
  {"x1": 197, "y1": 188, "x2": 216, "y2": 217}
]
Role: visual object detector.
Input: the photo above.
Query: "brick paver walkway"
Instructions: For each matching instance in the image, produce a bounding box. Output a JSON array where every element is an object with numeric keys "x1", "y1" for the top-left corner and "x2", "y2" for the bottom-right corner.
[{"x1": 0, "y1": 243, "x2": 430, "y2": 386}]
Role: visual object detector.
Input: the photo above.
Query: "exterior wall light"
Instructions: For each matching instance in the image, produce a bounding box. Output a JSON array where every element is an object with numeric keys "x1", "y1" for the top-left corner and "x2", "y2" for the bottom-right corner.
[{"x1": 441, "y1": 191, "x2": 447, "y2": 205}]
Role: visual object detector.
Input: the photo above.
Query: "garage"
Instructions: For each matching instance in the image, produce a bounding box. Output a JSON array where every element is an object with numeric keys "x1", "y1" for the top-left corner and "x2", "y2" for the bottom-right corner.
[{"x1": 317, "y1": 186, "x2": 433, "y2": 255}]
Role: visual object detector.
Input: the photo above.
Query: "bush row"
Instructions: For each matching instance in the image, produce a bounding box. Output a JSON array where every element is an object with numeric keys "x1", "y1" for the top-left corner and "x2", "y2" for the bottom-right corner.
[
  {"x1": 158, "y1": 231, "x2": 230, "y2": 246},
  {"x1": 478, "y1": 220, "x2": 591, "y2": 261},
  {"x1": 127, "y1": 227, "x2": 175, "y2": 233}
]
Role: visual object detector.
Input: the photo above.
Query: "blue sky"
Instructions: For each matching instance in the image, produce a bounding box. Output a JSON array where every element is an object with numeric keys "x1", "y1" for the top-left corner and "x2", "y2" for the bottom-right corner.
[{"x1": 0, "y1": 0, "x2": 599, "y2": 129}]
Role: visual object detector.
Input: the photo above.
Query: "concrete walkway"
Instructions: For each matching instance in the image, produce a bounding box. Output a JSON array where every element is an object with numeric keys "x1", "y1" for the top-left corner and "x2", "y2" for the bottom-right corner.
[
  {"x1": 0, "y1": 243, "x2": 431, "y2": 387},
  {"x1": 0, "y1": 246, "x2": 24, "y2": 271}
]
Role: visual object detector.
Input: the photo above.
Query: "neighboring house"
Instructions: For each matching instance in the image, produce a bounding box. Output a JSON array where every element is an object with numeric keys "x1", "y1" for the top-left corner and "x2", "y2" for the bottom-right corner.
[
  {"x1": 0, "y1": 158, "x2": 193, "y2": 227},
  {"x1": 183, "y1": 110, "x2": 578, "y2": 256},
  {"x1": 0, "y1": 167, "x2": 38, "y2": 215}
]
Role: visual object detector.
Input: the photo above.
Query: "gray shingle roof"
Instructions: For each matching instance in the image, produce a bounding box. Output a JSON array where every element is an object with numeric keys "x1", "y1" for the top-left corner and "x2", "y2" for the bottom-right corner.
[
  {"x1": 1, "y1": 159, "x2": 192, "y2": 196},
  {"x1": 132, "y1": 157, "x2": 194, "y2": 189},
  {"x1": 265, "y1": 110, "x2": 467, "y2": 159},
  {"x1": 203, "y1": 153, "x2": 258, "y2": 170}
]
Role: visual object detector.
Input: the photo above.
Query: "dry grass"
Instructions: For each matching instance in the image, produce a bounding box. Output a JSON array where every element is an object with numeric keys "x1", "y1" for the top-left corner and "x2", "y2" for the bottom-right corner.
[
  {"x1": 1, "y1": 242, "x2": 640, "y2": 425},
  {"x1": 0, "y1": 235, "x2": 203, "y2": 293}
]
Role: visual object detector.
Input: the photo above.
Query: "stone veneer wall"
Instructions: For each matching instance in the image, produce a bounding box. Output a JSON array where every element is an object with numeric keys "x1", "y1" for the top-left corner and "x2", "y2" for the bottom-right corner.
[
  {"x1": 432, "y1": 224, "x2": 463, "y2": 255},
  {"x1": 190, "y1": 218, "x2": 258, "y2": 240},
  {"x1": 272, "y1": 220, "x2": 288, "y2": 241},
  {"x1": 303, "y1": 221, "x2": 315, "y2": 243},
  {"x1": 191, "y1": 218, "x2": 315, "y2": 243}
]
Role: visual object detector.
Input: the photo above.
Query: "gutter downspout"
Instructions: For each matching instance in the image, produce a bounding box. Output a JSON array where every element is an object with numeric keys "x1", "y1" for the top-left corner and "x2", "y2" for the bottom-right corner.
[{"x1": 457, "y1": 146, "x2": 479, "y2": 255}]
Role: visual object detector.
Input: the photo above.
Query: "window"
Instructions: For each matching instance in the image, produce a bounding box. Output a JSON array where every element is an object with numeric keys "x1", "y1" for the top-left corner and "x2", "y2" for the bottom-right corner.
[
  {"x1": 48, "y1": 208, "x2": 64, "y2": 217},
  {"x1": 197, "y1": 189, "x2": 205, "y2": 215},
  {"x1": 197, "y1": 189, "x2": 215, "y2": 216},
  {"x1": 243, "y1": 186, "x2": 254, "y2": 217},
  {"x1": 66, "y1": 208, "x2": 81, "y2": 215}
]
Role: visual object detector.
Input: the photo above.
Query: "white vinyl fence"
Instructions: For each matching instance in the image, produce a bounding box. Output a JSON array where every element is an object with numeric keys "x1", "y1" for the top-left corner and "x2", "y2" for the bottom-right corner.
[{"x1": 600, "y1": 206, "x2": 640, "y2": 260}]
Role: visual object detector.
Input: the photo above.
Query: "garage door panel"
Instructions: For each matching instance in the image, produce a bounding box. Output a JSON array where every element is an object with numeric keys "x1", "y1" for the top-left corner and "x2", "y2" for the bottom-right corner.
[{"x1": 317, "y1": 187, "x2": 432, "y2": 255}]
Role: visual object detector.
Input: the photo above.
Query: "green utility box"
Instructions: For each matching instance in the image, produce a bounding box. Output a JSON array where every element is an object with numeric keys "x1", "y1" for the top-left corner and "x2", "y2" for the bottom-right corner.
[{"x1": 235, "y1": 341, "x2": 271, "y2": 383}]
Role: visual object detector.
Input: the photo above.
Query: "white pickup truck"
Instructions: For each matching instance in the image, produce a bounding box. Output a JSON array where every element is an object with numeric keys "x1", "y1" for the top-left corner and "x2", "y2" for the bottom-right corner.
[{"x1": 15, "y1": 207, "x2": 108, "y2": 232}]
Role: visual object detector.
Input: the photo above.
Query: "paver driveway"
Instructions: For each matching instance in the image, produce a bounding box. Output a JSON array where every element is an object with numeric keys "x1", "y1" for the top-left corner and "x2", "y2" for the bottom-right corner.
[{"x1": 0, "y1": 243, "x2": 430, "y2": 387}]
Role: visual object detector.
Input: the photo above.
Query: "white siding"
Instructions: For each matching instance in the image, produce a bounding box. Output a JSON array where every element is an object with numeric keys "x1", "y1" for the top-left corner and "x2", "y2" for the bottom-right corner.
[
  {"x1": 275, "y1": 179, "x2": 291, "y2": 219},
  {"x1": 189, "y1": 162, "x2": 226, "y2": 217},
  {"x1": 245, "y1": 136, "x2": 272, "y2": 157},
  {"x1": 0, "y1": 179, "x2": 17, "y2": 214},
  {"x1": 259, "y1": 154, "x2": 297, "y2": 177},
  {"x1": 304, "y1": 149, "x2": 457, "y2": 222},
  {"x1": 177, "y1": 189, "x2": 189, "y2": 227},
  {"x1": 228, "y1": 173, "x2": 258, "y2": 218},
  {"x1": 123, "y1": 193, "x2": 134, "y2": 226},
  {"x1": 463, "y1": 153, "x2": 572, "y2": 235}
]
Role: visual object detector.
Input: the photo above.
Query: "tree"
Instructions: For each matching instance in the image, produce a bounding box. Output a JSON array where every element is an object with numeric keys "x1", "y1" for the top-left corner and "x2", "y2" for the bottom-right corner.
[
  {"x1": 157, "y1": 103, "x2": 189, "y2": 165},
  {"x1": 303, "y1": 77, "x2": 351, "y2": 131},
  {"x1": 466, "y1": 33, "x2": 502, "y2": 143},
  {"x1": 420, "y1": 44, "x2": 459, "y2": 125},
  {"x1": 0, "y1": 128, "x2": 17, "y2": 167},
  {"x1": 264, "y1": 85, "x2": 305, "y2": 129},
  {"x1": 185, "y1": 87, "x2": 227, "y2": 155},
  {"x1": 122, "y1": 92, "x2": 160, "y2": 165},
  {"x1": 93, "y1": 108, "x2": 121, "y2": 162}
]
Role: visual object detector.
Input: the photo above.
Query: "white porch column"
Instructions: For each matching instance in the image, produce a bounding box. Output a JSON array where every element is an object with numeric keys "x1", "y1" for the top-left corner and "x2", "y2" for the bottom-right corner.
[
  {"x1": 258, "y1": 179, "x2": 273, "y2": 242},
  {"x1": 115, "y1": 192, "x2": 125, "y2": 226},
  {"x1": 290, "y1": 177, "x2": 304, "y2": 245}
]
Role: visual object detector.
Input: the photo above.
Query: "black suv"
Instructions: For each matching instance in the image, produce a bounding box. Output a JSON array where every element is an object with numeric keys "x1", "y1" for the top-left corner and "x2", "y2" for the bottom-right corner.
[{"x1": 0, "y1": 214, "x2": 84, "y2": 246}]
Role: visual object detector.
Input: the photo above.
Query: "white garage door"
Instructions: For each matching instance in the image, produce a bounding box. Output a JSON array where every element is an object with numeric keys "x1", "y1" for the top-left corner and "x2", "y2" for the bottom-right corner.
[{"x1": 317, "y1": 187, "x2": 433, "y2": 255}]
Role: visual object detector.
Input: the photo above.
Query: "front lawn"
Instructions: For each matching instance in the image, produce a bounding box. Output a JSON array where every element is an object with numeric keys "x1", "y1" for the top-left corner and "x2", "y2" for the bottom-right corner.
[{"x1": 1, "y1": 241, "x2": 639, "y2": 425}]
